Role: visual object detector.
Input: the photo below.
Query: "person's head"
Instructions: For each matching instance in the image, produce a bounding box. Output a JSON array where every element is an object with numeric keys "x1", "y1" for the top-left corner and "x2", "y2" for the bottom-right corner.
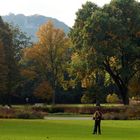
[{"x1": 96, "y1": 106, "x2": 101, "y2": 111}]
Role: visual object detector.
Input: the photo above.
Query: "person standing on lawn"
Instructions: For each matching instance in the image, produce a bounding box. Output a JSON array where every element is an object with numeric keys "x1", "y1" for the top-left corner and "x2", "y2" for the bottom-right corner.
[{"x1": 93, "y1": 107, "x2": 102, "y2": 135}]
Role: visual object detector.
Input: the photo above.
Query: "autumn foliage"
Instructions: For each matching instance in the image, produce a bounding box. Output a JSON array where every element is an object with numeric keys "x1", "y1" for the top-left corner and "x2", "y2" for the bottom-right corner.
[{"x1": 22, "y1": 21, "x2": 71, "y2": 104}]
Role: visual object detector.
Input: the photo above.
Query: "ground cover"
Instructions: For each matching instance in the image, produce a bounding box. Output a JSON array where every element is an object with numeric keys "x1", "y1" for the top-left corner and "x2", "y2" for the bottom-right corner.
[{"x1": 0, "y1": 119, "x2": 139, "y2": 140}]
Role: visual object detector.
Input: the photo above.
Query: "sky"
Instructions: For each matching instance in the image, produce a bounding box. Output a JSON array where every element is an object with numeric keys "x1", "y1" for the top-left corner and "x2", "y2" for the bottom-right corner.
[{"x1": 0, "y1": 0, "x2": 113, "y2": 27}]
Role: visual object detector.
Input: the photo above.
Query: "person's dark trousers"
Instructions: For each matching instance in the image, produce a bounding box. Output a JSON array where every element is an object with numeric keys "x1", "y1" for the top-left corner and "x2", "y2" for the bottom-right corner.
[{"x1": 93, "y1": 120, "x2": 101, "y2": 134}]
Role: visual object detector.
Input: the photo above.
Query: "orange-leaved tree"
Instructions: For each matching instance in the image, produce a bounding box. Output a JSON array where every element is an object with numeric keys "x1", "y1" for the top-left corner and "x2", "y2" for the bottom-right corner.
[{"x1": 22, "y1": 21, "x2": 71, "y2": 104}]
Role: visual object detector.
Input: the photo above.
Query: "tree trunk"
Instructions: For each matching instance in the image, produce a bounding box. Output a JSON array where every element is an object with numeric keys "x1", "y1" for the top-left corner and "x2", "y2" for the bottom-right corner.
[
  {"x1": 52, "y1": 90, "x2": 55, "y2": 105},
  {"x1": 51, "y1": 77, "x2": 56, "y2": 105},
  {"x1": 104, "y1": 62, "x2": 130, "y2": 105},
  {"x1": 120, "y1": 87, "x2": 129, "y2": 105}
]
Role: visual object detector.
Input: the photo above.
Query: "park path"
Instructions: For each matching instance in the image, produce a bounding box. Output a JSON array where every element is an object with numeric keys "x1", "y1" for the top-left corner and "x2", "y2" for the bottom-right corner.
[{"x1": 44, "y1": 116, "x2": 91, "y2": 120}]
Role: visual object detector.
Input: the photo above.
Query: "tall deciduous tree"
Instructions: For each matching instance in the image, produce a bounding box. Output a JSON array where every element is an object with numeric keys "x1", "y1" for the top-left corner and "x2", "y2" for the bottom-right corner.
[
  {"x1": 70, "y1": 0, "x2": 140, "y2": 105},
  {"x1": 70, "y1": 2, "x2": 105, "y2": 105},
  {"x1": 9, "y1": 24, "x2": 32, "y2": 62},
  {"x1": 23, "y1": 21, "x2": 71, "y2": 104}
]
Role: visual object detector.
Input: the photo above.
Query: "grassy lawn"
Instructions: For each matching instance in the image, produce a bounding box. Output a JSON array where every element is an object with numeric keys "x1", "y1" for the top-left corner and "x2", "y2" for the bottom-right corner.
[{"x1": 0, "y1": 119, "x2": 140, "y2": 140}]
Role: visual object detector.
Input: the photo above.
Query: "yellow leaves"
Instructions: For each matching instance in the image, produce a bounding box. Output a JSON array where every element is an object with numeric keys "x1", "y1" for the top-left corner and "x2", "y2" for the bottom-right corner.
[
  {"x1": 34, "y1": 81, "x2": 53, "y2": 100},
  {"x1": 109, "y1": 56, "x2": 118, "y2": 67},
  {"x1": 129, "y1": 79, "x2": 140, "y2": 96},
  {"x1": 71, "y1": 52, "x2": 86, "y2": 68},
  {"x1": 21, "y1": 69, "x2": 37, "y2": 80},
  {"x1": 22, "y1": 21, "x2": 71, "y2": 95},
  {"x1": 36, "y1": 21, "x2": 66, "y2": 50},
  {"x1": 71, "y1": 52, "x2": 80, "y2": 63},
  {"x1": 81, "y1": 72, "x2": 95, "y2": 88},
  {"x1": 31, "y1": 20, "x2": 70, "y2": 65},
  {"x1": 136, "y1": 31, "x2": 140, "y2": 37},
  {"x1": 62, "y1": 79, "x2": 76, "y2": 91},
  {"x1": 106, "y1": 93, "x2": 119, "y2": 103},
  {"x1": 23, "y1": 44, "x2": 42, "y2": 60},
  {"x1": 81, "y1": 77, "x2": 91, "y2": 88},
  {"x1": 23, "y1": 42, "x2": 49, "y2": 73},
  {"x1": 110, "y1": 56, "x2": 116, "y2": 63},
  {"x1": 107, "y1": 31, "x2": 117, "y2": 40}
]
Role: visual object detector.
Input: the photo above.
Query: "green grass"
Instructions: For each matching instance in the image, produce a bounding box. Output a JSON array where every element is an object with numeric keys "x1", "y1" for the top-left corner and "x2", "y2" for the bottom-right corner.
[{"x1": 0, "y1": 119, "x2": 140, "y2": 140}]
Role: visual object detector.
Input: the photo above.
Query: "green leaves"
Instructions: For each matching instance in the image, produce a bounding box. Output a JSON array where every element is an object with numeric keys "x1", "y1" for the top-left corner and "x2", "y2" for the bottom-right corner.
[{"x1": 70, "y1": 0, "x2": 140, "y2": 105}]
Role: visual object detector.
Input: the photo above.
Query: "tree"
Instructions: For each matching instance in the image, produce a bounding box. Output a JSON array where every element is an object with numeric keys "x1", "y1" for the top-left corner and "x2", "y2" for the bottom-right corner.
[
  {"x1": 129, "y1": 72, "x2": 140, "y2": 98},
  {"x1": 9, "y1": 24, "x2": 32, "y2": 62},
  {"x1": 22, "y1": 21, "x2": 71, "y2": 104},
  {"x1": 34, "y1": 81, "x2": 53, "y2": 102},
  {"x1": 0, "y1": 16, "x2": 18, "y2": 105},
  {"x1": 106, "y1": 93, "x2": 120, "y2": 103},
  {"x1": 7, "y1": 25, "x2": 33, "y2": 103},
  {"x1": 0, "y1": 41, "x2": 8, "y2": 104},
  {"x1": 81, "y1": 93, "x2": 94, "y2": 104},
  {"x1": 70, "y1": 2, "x2": 106, "y2": 106},
  {"x1": 70, "y1": 1, "x2": 99, "y2": 50},
  {"x1": 70, "y1": 0, "x2": 140, "y2": 105}
]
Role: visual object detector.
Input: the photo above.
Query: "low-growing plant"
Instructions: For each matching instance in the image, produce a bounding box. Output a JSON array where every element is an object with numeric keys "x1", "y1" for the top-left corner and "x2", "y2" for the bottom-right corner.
[
  {"x1": 106, "y1": 93, "x2": 120, "y2": 103},
  {"x1": 0, "y1": 108, "x2": 15, "y2": 118},
  {"x1": 81, "y1": 94, "x2": 93, "y2": 104},
  {"x1": 103, "y1": 112, "x2": 128, "y2": 120},
  {"x1": 16, "y1": 111, "x2": 44, "y2": 119}
]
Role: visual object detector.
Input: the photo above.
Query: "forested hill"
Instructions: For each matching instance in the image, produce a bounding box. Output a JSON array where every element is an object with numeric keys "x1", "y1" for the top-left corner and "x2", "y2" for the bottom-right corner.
[{"x1": 2, "y1": 13, "x2": 70, "y2": 41}]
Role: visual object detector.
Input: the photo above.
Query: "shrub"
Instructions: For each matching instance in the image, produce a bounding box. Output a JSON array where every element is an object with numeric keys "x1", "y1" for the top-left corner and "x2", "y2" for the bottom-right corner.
[
  {"x1": 125, "y1": 105, "x2": 140, "y2": 120},
  {"x1": 81, "y1": 94, "x2": 93, "y2": 104},
  {"x1": 48, "y1": 107, "x2": 64, "y2": 113},
  {"x1": 16, "y1": 112, "x2": 31, "y2": 119},
  {"x1": 32, "y1": 106, "x2": 49, "y2": 112},
  {"x1": 16, "y1": 111, "x2": 44, "y2": 119},
  {"x1": 0, "y1": 108, "x2": 16, "y2": 118},
  {"x1": 106, "y1": 93, "x2": 120, "y2": 103},
  {"x1": 103, "y1": 112, "x2": 128, "y2": 120}
]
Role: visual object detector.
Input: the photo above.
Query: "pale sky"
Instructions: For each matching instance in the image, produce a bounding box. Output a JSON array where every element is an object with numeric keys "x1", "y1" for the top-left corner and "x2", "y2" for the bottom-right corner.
[{"x1": 0, "y1": 0, "x2": 114, "y2": 27}]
